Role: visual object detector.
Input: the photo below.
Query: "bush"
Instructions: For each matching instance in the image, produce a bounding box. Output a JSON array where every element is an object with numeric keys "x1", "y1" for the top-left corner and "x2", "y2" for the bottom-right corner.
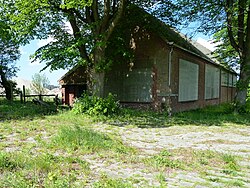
[{"x1": 72, "y1": 93, "x2": 120, "y2": 116}]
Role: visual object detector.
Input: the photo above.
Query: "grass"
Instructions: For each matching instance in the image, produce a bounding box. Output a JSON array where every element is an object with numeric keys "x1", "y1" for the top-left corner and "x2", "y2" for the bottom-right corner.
[
  {"x1": 0, "y1": 100, "x2": 250, "y2": 187},
  {"x1": 93, "y1": 174, "x2": 133, "y2": 188},
  {"x1": 52, "y1": 125, "x2": 134, "y2": 154},
  {"x1": 0, "y1": 100, "x2": 57, "y2": 121},
  {"x1": 144, "y1": 150, "x2": 183, "y2": 170},
  {"x1": 105, "y1": 103, "x2": 250, "y2": 128}
]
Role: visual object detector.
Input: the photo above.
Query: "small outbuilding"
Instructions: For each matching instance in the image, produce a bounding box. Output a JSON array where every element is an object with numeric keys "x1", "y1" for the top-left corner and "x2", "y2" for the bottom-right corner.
[{"x1": 59, "y1": 65, "x2": 87, "y2": 106}]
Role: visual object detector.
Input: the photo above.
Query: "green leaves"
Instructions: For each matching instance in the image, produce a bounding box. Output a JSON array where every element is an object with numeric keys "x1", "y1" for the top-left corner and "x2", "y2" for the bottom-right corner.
[
  {"x1": 72, "y1": 93, "x2": 120, "y2": 116},
  {"x1": 60, "y1": 0, "x2": 92, "y2": 9},
  {"x1": 31, "y1": 73, "x2": 50, "y2": 95}
]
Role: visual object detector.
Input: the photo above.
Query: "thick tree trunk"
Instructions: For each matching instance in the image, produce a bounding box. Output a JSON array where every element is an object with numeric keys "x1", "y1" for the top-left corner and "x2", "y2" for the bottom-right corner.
[
  {"x1": 0, "y1": 70, "x2": 13, "y2": 101},
  {"x1": 235, "y1": 76, "x2": 248, "y2": 106},
  {"x1": 92, "y1": 47, "x2": 106, "y2": 97},
  {"x1": 92, "y1": 72, "x2": 105, "y2": 97},
  {"x1": 235, "y1": 54, "x2": 250, "y2": 108},
  {"x1": 234, "y1": 5, "x2": 250, "y2": 110}
]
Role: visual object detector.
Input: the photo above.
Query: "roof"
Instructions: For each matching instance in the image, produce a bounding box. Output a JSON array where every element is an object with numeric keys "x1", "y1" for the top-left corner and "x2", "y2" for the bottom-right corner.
[
  {"x1": 125, "y1": 5, "x2": 236, "y2": 74},
  {"x1": 125, "y1": 5, "x2": 208, "y2": 58},
  {"x1": 58, "y1": 65, "x2": 87, "y2": 85},
  {"x1": 59, "y1": 5, "x2": 236, "y2": 82}
]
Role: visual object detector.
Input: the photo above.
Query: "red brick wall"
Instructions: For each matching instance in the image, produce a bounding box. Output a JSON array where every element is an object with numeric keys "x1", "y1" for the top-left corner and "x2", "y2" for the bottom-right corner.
[
  {"x1": 104, "y1": 28, "x2": 236, "y2": 112},
  {"x1": 221, "y1": 86, "x2": 236, "y2": 103}
]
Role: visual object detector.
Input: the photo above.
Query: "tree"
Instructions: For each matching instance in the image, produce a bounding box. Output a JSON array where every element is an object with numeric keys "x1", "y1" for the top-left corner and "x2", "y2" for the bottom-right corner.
[
  {"x1": 174, "y1": 0, "x2": 250, "y2": 110},
  {"x1": 0, "y1": 21, "x2": 20, "y2": 101},
  {"x1": 1, "y1": 0, "x2": 175, "y2": 96},
  {"x1": 31, "y1": 73, "x2": 50, "y2": 95}
]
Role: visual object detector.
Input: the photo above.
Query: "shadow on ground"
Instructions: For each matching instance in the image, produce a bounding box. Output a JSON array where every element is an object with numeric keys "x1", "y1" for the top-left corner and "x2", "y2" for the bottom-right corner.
[
  {"x1": 108, "y1": 104, "x2": 250, "y2": 128},
  {"x1": 0, "y1": 100, "x2": 58, "y2": 121}
]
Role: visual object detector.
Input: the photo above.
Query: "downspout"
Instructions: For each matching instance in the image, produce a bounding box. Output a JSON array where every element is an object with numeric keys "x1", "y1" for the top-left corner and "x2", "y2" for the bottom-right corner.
[
  {"x1": 167, "y1": 42, "x2": 174, "y2": 116},
  {"x1": 168, "y1": 42, "x2": 174, "y2": 87}
]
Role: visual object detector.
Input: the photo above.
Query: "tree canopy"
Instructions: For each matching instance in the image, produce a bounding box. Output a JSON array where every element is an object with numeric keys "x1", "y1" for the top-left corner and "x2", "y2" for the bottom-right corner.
[
  {"x1": 0, "y1": 0, "x2": 175, "y2": 70},
  {"x1": 31, "y1": 73, "x2": 50, "y2": 95},
  {"x1": 0, "y1": 20, "x2": 20, "y2": 100},
  {"x1": 174, "y1": 0, "x2": 250, "y2": 108}
]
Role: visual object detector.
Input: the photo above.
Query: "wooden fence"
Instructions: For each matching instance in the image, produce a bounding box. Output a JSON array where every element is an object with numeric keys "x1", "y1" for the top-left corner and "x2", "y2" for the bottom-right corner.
[{"x1": 0, "y1": 85, "x2": 58, "y2": 103}]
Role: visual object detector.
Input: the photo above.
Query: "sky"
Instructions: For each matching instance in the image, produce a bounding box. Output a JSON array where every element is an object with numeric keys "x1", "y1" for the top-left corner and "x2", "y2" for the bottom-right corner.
[
  {"x1": 15, "y1": 26, "x2": 216, "y2": 86},
  {"x1": 16, "y1": 39, "x2": 68, "y2": 86}
]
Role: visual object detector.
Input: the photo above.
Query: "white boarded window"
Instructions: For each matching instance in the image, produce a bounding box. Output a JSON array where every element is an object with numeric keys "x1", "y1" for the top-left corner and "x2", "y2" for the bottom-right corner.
[
  {"x1": 233, "y1": 75, "x2": 237, "y2": 87},
  {"x1": 179, "y1": 59, "x2": 199, "y2": 102},
  {"x1": 228, "y1": 73, "x2": 233, "y2": 87},
  {"x1": 205, "y1": 64, "x2": 220, "y2": 99},
  {"x1": 221, "y1": 71, "x2": 229, "y2": 86}
]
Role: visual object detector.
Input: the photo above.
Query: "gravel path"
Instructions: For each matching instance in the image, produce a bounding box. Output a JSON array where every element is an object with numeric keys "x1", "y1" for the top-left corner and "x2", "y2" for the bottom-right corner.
[{"x1": 90, "y1": 124, "x2": 250, "y2": 187}]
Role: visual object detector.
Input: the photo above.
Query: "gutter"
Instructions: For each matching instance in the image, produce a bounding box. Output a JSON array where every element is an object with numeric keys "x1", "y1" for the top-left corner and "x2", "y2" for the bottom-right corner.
[
  {"x1": 164, "y1": 39, "x2": 237, "y2": 75},
  {"x1": 167, "y1": 42, "x2": 174, "y2": 87}
]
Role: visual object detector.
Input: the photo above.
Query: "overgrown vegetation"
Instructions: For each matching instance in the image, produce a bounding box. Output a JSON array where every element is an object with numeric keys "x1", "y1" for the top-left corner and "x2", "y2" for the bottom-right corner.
[
  {"x1": 0, "y1": 100, "x2": 249, "y2": 187},
  {"x1": 72, "y1": 93, "x2": 120, "y2": 116}
]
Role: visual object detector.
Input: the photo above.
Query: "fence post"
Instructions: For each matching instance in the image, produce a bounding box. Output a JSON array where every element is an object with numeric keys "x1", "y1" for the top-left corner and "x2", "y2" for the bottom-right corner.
[
  {"x1": 20, "y1": 92, "x2": 23, "y2": 103},
  {"x1": 39, "y1": 94, "x2": 42, "y2": 101},
  {"x1": 23, "y1": 85, "x2": 26, "y2": 103}
]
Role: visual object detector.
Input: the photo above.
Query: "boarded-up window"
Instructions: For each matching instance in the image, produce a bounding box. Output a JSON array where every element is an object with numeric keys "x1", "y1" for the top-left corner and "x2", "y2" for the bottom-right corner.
[
  {"x1": 221, "y1": 71, "x2": 229, "y2": 86},
  {"x1": 228, "y1": 73, "x2": 233, "y2": 87},
  {"x1": 205, "y1": 64, "x2": 220, "y2": 99},
  {"x1": 221, "y1": 71, "x2": 237, "y2": 88},
  {"x1": 233, "y1": 75, "x2": 237, "y2": 87},
  {"x1": 122, "y1": 68, "x2": 152, "y2": 102},
  {"x1": 178, "y1": 59, "x2": 199, "y2": 102}
]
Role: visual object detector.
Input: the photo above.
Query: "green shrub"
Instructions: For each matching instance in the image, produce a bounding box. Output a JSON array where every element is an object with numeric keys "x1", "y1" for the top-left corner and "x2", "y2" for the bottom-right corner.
[{"x1": 72, "y1": 93, "x2": 120, "y2": 116}]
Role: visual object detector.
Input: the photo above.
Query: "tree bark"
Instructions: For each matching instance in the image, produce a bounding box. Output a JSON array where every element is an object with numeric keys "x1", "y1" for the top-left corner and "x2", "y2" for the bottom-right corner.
[
  {"x1": 235, "y1": 5, "x2": 250, "y2": 108},
  {"x1": 0, "y1": 68, "x2": 13, "y2": 101},
  {"x1": 92, "y1": 47, "x2": 106, "y2": 97}
]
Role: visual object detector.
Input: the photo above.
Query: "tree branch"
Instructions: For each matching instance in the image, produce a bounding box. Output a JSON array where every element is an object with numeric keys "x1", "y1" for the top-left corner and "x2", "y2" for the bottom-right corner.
[
  {"x1": 92, "y1": 0, "x2": 99, "y2": 22},
  {"x1": 72, "y1": 9, "x2": 88, "y2": 23},
  {"x1": 66, "y1": 10, "x2": 91, "y2": 65},
  {"x1": 104, "y1": 0, "x2": 127, "y2": 41},
  {"x1": 101, "y1": 0, "x2": 111, "y2": 33},
  {"x1": 85, "y1": 6, "x2": 92, "y2": 23},
  {"x1": 238, "y1": 0, "x2": 246, "y2": 55},
  {"x1": 226, "y1": 0, "x2": 240, "y2": 55}
]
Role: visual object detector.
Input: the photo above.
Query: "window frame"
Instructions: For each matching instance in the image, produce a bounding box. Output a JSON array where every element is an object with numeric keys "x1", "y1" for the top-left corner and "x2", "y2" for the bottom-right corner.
[{"x1": 178, "y1": 59, "x2": 199, "y2": 102}]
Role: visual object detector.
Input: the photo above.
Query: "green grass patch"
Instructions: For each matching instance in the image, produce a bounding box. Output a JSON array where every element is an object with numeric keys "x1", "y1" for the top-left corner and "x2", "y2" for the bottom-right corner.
[
  {"x1": 104, "y1": 103, "x2": 250, "y2": 128},
  {"x1": 0, "y1": 151, "x2": 90, "y2": 187},
  {"x1": 52, "y1": 125, "x2": 134, "y2": 154},
  {"x1": 93, "y1": 174, "x2": 133, "y2": 188},
  {"x1": 0, "y1": 152, "x2": 23, "y2": 171},
  {"x1": 0, "y1": 100, "x2": 57, "y2": 121},
  {"x1": 144, "y1": 150, "x2": 183, "y2": 170},
  {"x1": 221, "y1": 153, "x2": 241, "y2": 175}
]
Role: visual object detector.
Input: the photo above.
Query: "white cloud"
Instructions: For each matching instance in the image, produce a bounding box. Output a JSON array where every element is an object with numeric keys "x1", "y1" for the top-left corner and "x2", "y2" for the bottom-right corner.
[
  {"x1": 64, "y1": 21, "x2": 73, "y2": 34},
  {"x1": 37, "y1": 36, "x2": 54, "y2": 48},
  {"x1": 20, "y1": 47, "x2": 27, "y2": 55},
  {"x1": 196, "y1": 37, "x2": 216, "y2": 52}
]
